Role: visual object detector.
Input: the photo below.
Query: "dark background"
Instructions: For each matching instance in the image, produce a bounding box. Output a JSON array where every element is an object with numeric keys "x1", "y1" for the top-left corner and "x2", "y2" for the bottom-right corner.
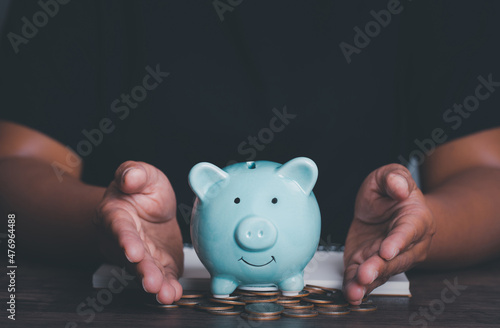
[{"x1": 1, "y1": 1, "x2": 499, "y2": 245}]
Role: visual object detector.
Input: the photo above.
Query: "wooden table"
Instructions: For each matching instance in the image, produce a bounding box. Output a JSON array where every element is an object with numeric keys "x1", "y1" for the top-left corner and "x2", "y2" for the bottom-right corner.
[{"x1": 2, "y1": 259, "x2": 500, "y2": 327}]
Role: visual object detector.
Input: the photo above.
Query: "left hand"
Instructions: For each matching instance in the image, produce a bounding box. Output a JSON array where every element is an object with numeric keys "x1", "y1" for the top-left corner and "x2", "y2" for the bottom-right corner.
[{"x1": 343, "y1": 164, "x2": 436, "y2": 305}]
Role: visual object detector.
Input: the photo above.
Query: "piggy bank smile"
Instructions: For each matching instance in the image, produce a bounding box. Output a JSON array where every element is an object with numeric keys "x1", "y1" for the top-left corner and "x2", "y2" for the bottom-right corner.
[
  {"x1": 189, "y1": 157, "x2": 321, "y2": 298},
  {"x1": 238, "y1": 256, "x2": 276, "y2": 267}
]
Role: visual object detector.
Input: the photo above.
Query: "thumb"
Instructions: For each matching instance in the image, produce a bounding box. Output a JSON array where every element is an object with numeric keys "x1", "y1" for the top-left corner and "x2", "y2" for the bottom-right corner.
[
  {"x1": 115, "y1": 161, "x2": 153, "y2": 194},
  {"x1": 355, "y1": 164, "x2": 416, "y2": 223},
  {"x1": 378, "y1": 164, "x2": 415, "y2": 201}
]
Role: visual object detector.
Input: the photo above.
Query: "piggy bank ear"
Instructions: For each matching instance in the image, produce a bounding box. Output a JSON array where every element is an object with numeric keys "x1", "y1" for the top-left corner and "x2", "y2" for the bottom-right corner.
[
  {"x1": 189, "y1": 162, "x2": 229, "y2": 201},
  {"x1": 276, "y1": 157, "x2": 318, "y2": 195}
]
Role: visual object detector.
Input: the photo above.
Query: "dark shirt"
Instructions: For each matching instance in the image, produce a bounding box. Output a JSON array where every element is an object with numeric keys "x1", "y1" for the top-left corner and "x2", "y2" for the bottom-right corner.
[{"x1": 1, "y1": 0, "x2": 499, "y2": 244}]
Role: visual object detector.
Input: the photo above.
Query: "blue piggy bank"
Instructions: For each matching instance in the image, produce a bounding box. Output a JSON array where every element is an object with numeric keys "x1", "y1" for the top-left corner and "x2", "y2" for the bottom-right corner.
[{"x1": 188, "y1": 157, "x2": 321, "y2": 297}]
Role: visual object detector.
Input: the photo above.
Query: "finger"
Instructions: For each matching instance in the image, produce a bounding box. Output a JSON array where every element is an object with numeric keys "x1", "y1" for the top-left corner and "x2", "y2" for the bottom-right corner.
[
  {"x1": 354, "y1": 242, "x2": 429, "y2": 299},
  {"x1": 113, "y1": 161, "x2": 177, "y2": 221},
  {"x1": 342, "y1": 237, "x2": 381, "y2": 296},
  {"x1": 377, "y1": 164, "x2": 416, "y2": 201},
  {"x1": 115, "y1": 161, "x2": 157, "y2": 195},
  {"x1": 344, "y1": 255, "x2": 392, "y2": 304},
  {"x1": 343, "y1": 275, "x2": 366, "y2": 305},
  {"x1": 169, "y1": 276, "x2": 183, "y2": 301},
  {"x1": 343, "y1": 249, "x2": 378, "y2": 304},
  {"x1": 156, "y1": 279, "x2": 177, "y2": 305},
  {"x1": 342, "y1": 263, "x2": 366, "y2": 305},
  {"x1": 355, "y1": 164, "x2": 416, "y2": 223},
  {"x1": 355, "y1": 255, "x2": 385, "y2": 287},
  {"x1": 379, "y1": 216, "x2": 423, "y2": 261},
  {"x1": 101, "y1": 206, "x2": 145, "y2": 263},
  {"x1": 156, "y1": 271, "x2": 183, "y2": 304},
  {"x1": 135, "y1": 252, "x2": 165, "y2": 294}
]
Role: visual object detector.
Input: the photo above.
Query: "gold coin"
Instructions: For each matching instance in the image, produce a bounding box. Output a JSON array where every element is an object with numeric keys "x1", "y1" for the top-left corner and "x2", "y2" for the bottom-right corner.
[
  {"x1": 207, "y1": 308, "x2": 243, "y2": 316},
  {"x1": 234, "y1": 290, "x2": 256, "y2": 296},
  {"x1": 210, "y1": 298, "x2": 245, "y2": 306},
  {"x1": 181, "y1": 291, "x2": 205, "y2": 299},
  {"x1": 237, "y1": 285, "x2": 278, "y2": 291},
  {"x1": 213, "y1": 295, "x2": 240, "y2": 300},
  {"x1": 283, "y1": 302, "x2": 314, "y2": 310},
  {"x1": 303, "y1": 286, "x2": 326, "y2": 294},
  {"x1": 238, "y1": 295, "x2": 279, "y2": 303},
  {"x1": 282, "y1": 309, "x2": 318, "y2": 318},
  {"x1": 245, "y1": 302, "x2": 284, "y2": 316},
  {"x1": 195, "y1": 301, "x2": 234, "y2": 311},
  {"x1": 276, "y1": 297, "x2": 301, "y2": 304},
  {"x1": 315, "y1": 301, "x2": 349, "y2": 308},
  {"x1": 240, "y1": 312, "x2": 281, "y2": 321},
  {"x1": 145, "y1": 303, "x2": 179, "y2": 309},
  {"x1": 349, "y1": 303, "x2": 377, "y2": 312},
  {"x1": 250, "y1": 290, "x2": 280, "y2": 296},
  {"x1": 317, "y1": 307, "x2": 351, "y2": 315},
  {"x1": 303, "y1": 293, "x2": 334, "y2": 304},
  {"x1": 285, "y1": 290, "x2": 310, "y2": 298},
  {"x1": 174, "y1": 299, "x2": 202, "y2": 307}
]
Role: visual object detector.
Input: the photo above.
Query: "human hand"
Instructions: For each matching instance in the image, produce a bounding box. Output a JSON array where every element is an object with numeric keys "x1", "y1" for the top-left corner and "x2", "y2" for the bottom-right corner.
[
  {"x1": 343, "y1": 164, "x2": 436, "y2": 304},
  {"x1": 97, "y1": 161, "x2": 183, "y2": 304}
]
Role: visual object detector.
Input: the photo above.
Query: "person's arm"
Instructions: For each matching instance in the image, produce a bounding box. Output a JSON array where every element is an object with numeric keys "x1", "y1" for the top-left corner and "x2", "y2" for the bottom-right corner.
[
  {"x1": 0, "y1": 121, "x2": 103, "y2": 261},
  {"x1": 0, "y1": 121, "x2": 184, "y2": 304},
  {"x1": 421, "y1": 127, "x2": 500, "y2": 267},
  {"x1": 343, "y1": 127, "x2": 500, "y2": 305}
]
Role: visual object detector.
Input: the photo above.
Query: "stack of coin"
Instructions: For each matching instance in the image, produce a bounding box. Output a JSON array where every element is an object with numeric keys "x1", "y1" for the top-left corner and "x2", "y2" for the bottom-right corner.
[
  {"x1": 143, "y1": 284, "x2": 377, "y2": 320},
  {"x1": 241, "y1": 302, "x2": 284, "y2": 320}
]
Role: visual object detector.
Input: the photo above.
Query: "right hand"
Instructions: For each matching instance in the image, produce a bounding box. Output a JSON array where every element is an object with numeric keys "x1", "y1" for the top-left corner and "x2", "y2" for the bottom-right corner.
[{"x1": 96, "y1": 161, "x2": 184, "y2": 304}]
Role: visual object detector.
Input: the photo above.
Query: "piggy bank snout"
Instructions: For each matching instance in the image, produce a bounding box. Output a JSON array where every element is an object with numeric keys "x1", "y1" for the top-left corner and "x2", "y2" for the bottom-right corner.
[{"x1": 235, "y1": 216, "x2": 277, "y2": 251}]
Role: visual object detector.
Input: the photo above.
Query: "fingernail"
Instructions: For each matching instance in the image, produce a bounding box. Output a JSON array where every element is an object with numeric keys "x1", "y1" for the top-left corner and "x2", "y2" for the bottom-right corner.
[
  {"x1": 388, "y1": 248, "x2": 399, "y2": 260},
  {"x1": 142, "y1": 279, "x2": 147, "y2": 293},
  {"x1": 370, "y1": 270, "x2": 378, "y2": 284},
  {"x1": 125, "y1": 252, "x2": 132, "y2": 263},
  {"x1": 156, "y1": 294, "x2": 163, "y2": 304},
  {"x1": 122, "y1": 167, "x2": 134, "y2": 183},
  {"x1": 389, "y1": 174, "x2": 409, "y2": 197},
  {"x1": 393, "y1": 174, "x2": 407, "y2": 186},
  {"x1": 357, "y1": 288, "x2": 366, "y2": 305}
]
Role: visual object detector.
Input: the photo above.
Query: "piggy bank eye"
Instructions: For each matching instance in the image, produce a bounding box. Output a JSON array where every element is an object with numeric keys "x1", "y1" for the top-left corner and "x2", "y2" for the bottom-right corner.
[
  {"x1": 271, "y1": 197, "x2": 278, "y2": 204},
  {"x1": 234, "y1": 197, "x2": 241, "y2": 204}
]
